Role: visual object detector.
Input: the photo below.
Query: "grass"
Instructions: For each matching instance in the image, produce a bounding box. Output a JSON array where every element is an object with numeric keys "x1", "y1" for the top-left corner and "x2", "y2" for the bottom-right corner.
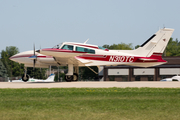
[{"x1": 0, "y1": 88, "x2": 180, "y2": 120}]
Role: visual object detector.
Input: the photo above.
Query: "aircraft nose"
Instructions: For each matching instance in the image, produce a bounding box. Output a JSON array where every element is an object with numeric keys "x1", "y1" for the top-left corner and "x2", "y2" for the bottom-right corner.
[
  {"x1": 9, "y1": 54, "x2": 17, "y2": 61},
  {"x1": 9, "y1": 56, "x2": 13, "y2": 60}
]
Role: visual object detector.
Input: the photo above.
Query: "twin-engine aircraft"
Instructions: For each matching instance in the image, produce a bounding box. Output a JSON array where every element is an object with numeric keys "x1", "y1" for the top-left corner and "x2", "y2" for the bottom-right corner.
[{"x1": 10, "y1": 28, "x2": 174, "y2": 82}]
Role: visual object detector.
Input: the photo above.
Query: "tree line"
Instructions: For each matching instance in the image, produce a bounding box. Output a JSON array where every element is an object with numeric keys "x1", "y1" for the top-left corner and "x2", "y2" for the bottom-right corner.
[{"x1": 0, "y1": 38, "x2": 179, "y2": 79}]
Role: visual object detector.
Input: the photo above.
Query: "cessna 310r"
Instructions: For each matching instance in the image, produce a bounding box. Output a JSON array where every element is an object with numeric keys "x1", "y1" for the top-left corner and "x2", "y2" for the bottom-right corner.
[{"x1": 10, "y1": 28, "x2": 174, "y2": 82}]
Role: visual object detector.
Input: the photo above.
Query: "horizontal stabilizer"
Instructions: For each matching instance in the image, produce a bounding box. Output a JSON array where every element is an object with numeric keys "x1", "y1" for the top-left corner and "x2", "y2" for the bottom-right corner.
[{"x1": 138, "y1": 58, "x2": 158, "y2": 62}]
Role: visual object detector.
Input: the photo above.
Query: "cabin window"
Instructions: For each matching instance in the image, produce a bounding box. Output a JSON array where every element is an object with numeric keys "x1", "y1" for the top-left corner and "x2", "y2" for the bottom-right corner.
[
  {"x1": 76, "y1": 46, "x2": 95, "y2": 54},
  {"x1": 61, "y1": 45, "x2": 74, "y2": 50}
]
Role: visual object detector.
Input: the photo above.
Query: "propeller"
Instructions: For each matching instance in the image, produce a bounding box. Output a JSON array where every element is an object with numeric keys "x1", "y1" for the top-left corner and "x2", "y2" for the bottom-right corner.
[
  {"x1": 29, "y1": 44, "x2": 37, "y2": 71},
  {"x1": 29, "y1": 44, "x2": 43, "y2": 78},
  {"x1": 33, "y1": 44, "x2": 36, "y2": 70}
]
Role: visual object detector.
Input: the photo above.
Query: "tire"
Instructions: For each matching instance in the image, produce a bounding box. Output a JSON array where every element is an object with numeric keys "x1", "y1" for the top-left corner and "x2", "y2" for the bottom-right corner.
[
  {"x1": 72, "y1": 73, "x2": 78, "y2": 81},
  {"x1": 65, "y1": 73, "x2": 78, "y2": 82},
  {"x1": 22, "y1": 74, "x2": 30, "y2": 82},
  {"x1": 65, "y1": 75, "x2": 73, "y2": 82}
]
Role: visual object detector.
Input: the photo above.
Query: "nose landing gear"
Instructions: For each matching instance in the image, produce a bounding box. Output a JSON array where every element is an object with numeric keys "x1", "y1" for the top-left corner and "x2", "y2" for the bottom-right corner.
[
  {"x1": 22, "y1": 67, "x2": 30, "y2": 82},
  {"x1": 22, "y1": 74, "x2": 30, "y2": 82}
]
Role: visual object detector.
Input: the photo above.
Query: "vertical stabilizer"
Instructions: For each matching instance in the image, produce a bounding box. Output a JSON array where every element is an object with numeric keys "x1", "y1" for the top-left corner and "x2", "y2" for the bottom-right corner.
[
  {"x1": 46, "y1": 74, "x2": 55, "y2": 81},
  {"x1": 134, "y1": 28, "x2": 174, "y2": 57}
]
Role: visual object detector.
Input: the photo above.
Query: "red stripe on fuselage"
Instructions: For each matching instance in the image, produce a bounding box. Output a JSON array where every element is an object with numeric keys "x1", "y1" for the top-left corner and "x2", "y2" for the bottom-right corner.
[{"x1": 76, "y1": 54, "x2": 166, "y2": 63}]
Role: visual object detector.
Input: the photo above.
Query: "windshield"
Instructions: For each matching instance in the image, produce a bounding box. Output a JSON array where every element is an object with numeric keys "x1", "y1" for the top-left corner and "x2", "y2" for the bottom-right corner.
[
  {"x1": 61, "y1": 45, "x2": 74, "y2": 50},
  {"x1": 52, "y1": 43, "x2": 62, "y2": 49}
]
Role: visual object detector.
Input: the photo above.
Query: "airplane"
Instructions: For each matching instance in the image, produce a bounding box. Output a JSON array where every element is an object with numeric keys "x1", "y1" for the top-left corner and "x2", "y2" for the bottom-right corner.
[
  {"x1": 10, "y1": 28, "x2": 174, "y2": 82},
  {"x1": 9, "y1": 74, "x2": 55, "y2": 82},
  {"x1": 160, "y1": 75, "x2": 180, "y2": 81}
]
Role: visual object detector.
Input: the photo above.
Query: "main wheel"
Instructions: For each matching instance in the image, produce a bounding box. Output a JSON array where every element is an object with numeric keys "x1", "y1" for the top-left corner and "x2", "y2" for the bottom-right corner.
[
  {"x1": 22, "y1": 74, "x2": 30, "y2": 82},
  {"x1": 72, "y1": 73, "x2": 78, "y2": 82},
  {"x1": 65, "y1": 75, "x2": 73, "y2": 82},
  {"x1": 65, "y1": 73, "x2": 78, "y2": 82}
]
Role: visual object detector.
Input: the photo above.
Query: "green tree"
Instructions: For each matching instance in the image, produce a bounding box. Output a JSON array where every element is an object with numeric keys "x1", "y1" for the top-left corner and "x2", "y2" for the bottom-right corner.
[
  {"x1": 0, "y1": 60, "x2": 7, "y2": 77},
  {"x1": 103, "y1": 43, "x2": 133, "y2": 50},
  {"x1": 1, "y1": 46, "x2": 23, "y2": 77},
  {"x1": 135, "y1": 45, "x2": 140, "y2": 49},
  {"x1": 164, "y1": 38, "x2": 180, "y2": 56},
  {"x1": 102, "y1": 44, "x2": 110, "y2": 49}
]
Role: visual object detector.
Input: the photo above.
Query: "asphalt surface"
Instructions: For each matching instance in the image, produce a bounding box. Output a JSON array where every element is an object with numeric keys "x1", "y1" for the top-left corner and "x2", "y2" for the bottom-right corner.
[{"x1": 0, "y1": 81, "x2": 180, "y2": 88}]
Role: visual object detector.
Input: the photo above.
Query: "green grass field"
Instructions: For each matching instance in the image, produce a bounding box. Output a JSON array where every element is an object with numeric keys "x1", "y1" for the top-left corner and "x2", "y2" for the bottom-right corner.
[{"x1": 0, "y1": 88, "x2": 180, "y2": 120}]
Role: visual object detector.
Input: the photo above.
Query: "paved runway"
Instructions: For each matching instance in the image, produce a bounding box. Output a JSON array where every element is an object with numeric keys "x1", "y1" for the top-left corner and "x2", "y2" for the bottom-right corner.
[{"x1": 0, "y1": 81, "x2": 180, "y2": 88}]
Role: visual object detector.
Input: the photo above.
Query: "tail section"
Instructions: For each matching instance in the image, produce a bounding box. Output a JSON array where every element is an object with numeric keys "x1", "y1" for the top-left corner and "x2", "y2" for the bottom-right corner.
[
  {"x1": 45, "y1": 74, "x2": 55, "y2": 81},
  {"x1": 134, "y1": 28, "x2": 174, "y2": 57}
]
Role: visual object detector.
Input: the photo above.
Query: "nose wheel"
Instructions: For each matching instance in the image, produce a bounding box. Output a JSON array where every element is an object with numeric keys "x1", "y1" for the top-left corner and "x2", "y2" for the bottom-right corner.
[
  {"x1": 65, "y1": 73, "x2": 78, "y2": 82},
  {"x1": 22, "y1": 74, "x2": 30, "y2": 82}
]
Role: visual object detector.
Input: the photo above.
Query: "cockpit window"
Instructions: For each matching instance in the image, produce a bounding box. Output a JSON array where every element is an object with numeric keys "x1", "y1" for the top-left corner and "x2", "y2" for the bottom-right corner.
[
  {"x1": 61, "y1": 45, "x2": 74, "y2": 50},
  {"x1": 76, "y1": 46, "x2": 95, "y2": 54}
]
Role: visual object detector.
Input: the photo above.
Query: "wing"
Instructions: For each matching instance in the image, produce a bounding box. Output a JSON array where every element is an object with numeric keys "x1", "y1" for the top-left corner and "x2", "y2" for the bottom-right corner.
[{"x1": 37, "y1": 48, "x2": 91, "y2": 66}]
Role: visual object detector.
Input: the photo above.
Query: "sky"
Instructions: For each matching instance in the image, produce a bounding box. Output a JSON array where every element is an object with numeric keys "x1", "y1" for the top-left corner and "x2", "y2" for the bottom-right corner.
[{"x1": 0, "y1": 0, "x2": 180, "y2": 53}]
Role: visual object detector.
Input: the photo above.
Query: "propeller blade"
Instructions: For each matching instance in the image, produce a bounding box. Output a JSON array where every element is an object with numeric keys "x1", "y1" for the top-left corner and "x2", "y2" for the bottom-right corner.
[
  {"x1": 33, "y1": 44, "x2": 37, "y2": 74},
  {"x1": 34, "y1": 44, "x2": 35, "y2": 56},
  {"x1": 33, "y1": 59, "x2": 36, "y2": 70},
  {"x1": 29, "y1": 44, "x2": 37, "y2": 60}
]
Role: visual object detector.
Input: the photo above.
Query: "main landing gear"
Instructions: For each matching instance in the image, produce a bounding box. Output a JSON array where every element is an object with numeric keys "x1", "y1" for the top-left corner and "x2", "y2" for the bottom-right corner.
[
  {"x1": 65, "y1": 73, "x2": 78, "y2": 82},
  {"x1": 65, "y1": 64, "x2": 79, "y2": 82}
]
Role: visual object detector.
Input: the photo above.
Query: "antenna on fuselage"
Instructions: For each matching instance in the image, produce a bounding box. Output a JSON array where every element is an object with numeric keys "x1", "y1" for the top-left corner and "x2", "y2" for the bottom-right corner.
[{"x1": 84, "y1": 38, "x2": 89, "y2": 44}]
